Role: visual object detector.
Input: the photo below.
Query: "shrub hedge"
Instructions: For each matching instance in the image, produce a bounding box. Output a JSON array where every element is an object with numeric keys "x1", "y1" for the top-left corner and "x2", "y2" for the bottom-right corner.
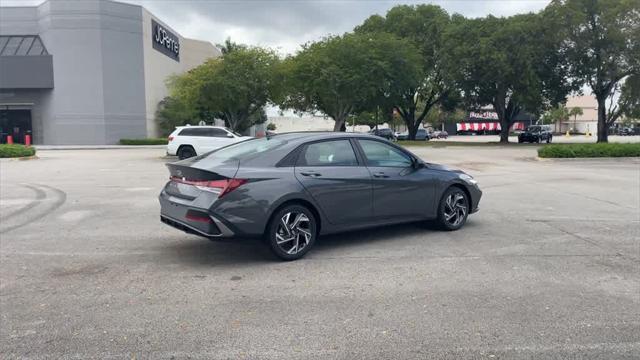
[
  {"x1": 538, "y1": 143, "x2": 640, "y2": 158},
  {"x1": 0, "y1": 144, "x2": 36, "y2": 158},
  {"x1": 119, "y1": 138, "x2": 168, "y2": 145}
]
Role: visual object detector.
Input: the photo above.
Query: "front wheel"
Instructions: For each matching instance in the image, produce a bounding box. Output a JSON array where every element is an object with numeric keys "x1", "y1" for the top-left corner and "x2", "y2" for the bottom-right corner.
[
  {"x1": 267, "y1": 205, "x2": 317, "y2": 261},
  {"x1": 436, "y1": 187, "x2": 469, "y2": 231}
]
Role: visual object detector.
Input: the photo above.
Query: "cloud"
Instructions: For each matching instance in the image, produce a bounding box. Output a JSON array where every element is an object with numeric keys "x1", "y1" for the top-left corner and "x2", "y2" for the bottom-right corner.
[{"x1": 2, "y1": 0, "x2": 551, "y2": 53}]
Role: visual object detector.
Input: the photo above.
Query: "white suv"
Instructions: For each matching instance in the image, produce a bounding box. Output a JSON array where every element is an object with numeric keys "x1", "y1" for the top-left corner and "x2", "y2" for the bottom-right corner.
[{"x1": 167, "y1": 126, "x2": 252, "y2": 159}]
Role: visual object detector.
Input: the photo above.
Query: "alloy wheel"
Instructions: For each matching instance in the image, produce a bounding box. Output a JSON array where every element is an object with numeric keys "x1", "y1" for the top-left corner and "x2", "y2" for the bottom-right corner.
[
  {"x1": 275, "y1": 211, "x2": 313, "y2": 255},
  {"x1": 443, "y1": 192, "x2": 467, "y2": 227}
]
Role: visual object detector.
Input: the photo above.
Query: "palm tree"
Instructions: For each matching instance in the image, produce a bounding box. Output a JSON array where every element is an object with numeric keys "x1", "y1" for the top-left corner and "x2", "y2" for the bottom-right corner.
[{"x1": 569, "y1": 107, "x2": 583, "y2": 134}]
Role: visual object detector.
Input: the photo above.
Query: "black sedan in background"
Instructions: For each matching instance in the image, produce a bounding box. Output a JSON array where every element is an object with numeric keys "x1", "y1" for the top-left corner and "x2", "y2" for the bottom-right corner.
[
  {"x1": 518, "y1": 125, "x2": 553, "y2": 143},
  {"x1": 369, "y1": 128, "x2": 397, "y2": 141},
  {"x1": 160, "y1": 132, "x2": 482, "y2": 260}
]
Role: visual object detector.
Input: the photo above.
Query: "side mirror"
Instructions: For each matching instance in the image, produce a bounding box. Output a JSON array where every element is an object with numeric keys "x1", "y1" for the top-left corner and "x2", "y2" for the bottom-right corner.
[
  {"x1": 411, "y1": 158, "x2": 422, "y2": 169},
  {"x1": 226, "y1": 133, "x2": 234, "y2": 138}
]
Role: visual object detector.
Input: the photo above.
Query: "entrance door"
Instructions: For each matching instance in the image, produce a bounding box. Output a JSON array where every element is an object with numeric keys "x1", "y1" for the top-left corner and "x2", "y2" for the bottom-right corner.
[{"x1": 0, "y1": 109, "x2": 32, "y2": 144}]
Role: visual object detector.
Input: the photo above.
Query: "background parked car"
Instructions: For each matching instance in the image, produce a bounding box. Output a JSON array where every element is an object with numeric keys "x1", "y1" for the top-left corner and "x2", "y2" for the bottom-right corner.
[
  {"x1": 518, "y1": 125, "x2": 553, "y2": 143},
  {"x1": 430, "y1": 130, "x2": 448, "y2": 139},
  {"x1": 167, "y1": 126, "x2": 252, "y2": 159},
  {"x1": 369, "y1": 128, "x2": 397, "y2": 141},
  {"x1": 396, "y1": 128, "x2": 429, "y2": 141},
  {"x1": 617, "y1": 127, "x2": 635, "y2": 136}
]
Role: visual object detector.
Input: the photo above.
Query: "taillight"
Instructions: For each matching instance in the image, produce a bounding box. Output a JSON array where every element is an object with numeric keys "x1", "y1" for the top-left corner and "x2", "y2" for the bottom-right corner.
[
  {"x1": 170, "y1": 176, "x2": 247, "y2": 197},
  {"x1": 168, "y1": 136, "x2": 174, "y2": 142}
]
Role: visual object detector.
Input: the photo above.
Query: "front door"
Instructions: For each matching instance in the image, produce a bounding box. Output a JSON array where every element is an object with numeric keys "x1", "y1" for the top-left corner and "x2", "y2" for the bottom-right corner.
[
  {"x1": 0, "y1": 109, "x2": 32, "y2": 144},
  {"x1": 356, "y1": 139, "x2": 436, "y2": 220},
  {"x1": 294, "y1": 139, "x2": 373, "y2": 225}
]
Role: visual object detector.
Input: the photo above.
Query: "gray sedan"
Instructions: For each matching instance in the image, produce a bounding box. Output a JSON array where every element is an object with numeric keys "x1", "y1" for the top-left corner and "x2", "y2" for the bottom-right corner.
[{"x1": 159, "y1": 132, "x2": 482, "y2": 260}]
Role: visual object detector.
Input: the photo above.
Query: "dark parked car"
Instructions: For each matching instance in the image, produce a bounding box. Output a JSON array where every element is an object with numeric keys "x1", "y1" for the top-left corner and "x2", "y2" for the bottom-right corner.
[
  {"x1": 518, "y1": 125, "x2": 553, "y2": 143},
  {"x1": 617, "y1": 127, "x2": 635, "y2": 136},
  {"x1": 397, "y1": 128, "x2": 429, "y2": 141},
  {"x1": 430, "y1": 130, "x2": 448, "y2": 139},
  {"x1": 369, "y1": 128, "x2": 397, "y2": 141},
  {"x1": 159, "y1": 132, "x2": 482, "y2": 260}
]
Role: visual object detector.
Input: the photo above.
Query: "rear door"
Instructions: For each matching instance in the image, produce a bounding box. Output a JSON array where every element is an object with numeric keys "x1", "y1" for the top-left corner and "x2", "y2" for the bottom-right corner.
[
  {"x1": 294, "y1": 139, "x2": 373, "y2": 225},
  {"x1": 199, "y1": 128, "x2": 233, "y2": 153},
  {"x1": 355, "y1": 139, "x2": 435, "y2": 220}
]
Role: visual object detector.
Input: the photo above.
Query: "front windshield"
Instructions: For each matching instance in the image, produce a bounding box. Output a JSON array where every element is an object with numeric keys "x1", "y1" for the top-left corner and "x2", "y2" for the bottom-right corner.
[
  {"x1": 527, "y1": 126, "x2": 541, "y2": 132},
  {"x1": 205, "y1": 137, "x2": 285, "y2": 160}
]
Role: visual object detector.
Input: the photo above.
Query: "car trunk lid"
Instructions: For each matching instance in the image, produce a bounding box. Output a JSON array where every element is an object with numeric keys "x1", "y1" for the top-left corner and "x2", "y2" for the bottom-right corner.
[{"x1": 165, "y1": 158, "x2": 239, "y2": 200}]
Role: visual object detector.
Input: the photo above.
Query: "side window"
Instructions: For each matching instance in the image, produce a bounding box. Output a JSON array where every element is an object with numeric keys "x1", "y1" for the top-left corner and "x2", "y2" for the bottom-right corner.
[
  {"x1": 358, "y1": 139, "x2": 412, "y2": 168},
  {"x1": 178, "y1": 128, "x2": 194, "y2": 136},
  {"x1": 206, "y1": 128, "x2": 229, "y2": 137},
  {"x1": 298, "y1": 140, "x2": 358, "y2": 167},
  {"x1": 179, "y1": 128, "x2": 209, "y2": 137}
]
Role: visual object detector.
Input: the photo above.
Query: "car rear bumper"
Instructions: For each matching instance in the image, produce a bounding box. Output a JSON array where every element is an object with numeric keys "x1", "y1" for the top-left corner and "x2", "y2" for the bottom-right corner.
[
  {"x1": 159, "y1": 190, "x2": 236, "y2": 238},
  {"x1": 160, "y1": 214, "x2": 234, "y2": 238},
  {"x1": 166, "y1": 143, "x2": 178, "y2": 156}
]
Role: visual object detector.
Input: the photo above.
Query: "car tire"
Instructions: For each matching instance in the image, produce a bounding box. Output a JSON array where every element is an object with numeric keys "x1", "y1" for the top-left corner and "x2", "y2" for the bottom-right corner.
[
  {"x1": 518, "y1": 138, "x2": 523, "y2": 143},
  {"x1": 547, "y1": 136, "x2": 552, "y2": 143},
  {"x1": 267, "y1": 204, "x2": 317, "y2": 261},
  {"x1": 436, "y1": 187, "x2": 469, "y2": 231},
  {"x1": 177, "y1": 146, "x2": 196, "y2": 160}
]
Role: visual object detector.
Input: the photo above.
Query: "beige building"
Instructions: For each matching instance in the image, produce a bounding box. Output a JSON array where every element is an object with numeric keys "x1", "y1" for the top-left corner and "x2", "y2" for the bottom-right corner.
[{"x1": 559, "y1": 95, "x2": 599, "y2": 134}]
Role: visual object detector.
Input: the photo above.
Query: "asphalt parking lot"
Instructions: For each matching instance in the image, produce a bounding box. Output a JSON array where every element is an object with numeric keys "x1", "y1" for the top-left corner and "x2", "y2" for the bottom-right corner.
[{"x1": 1, "y1": 146, "x2": 639, "y2": 359}]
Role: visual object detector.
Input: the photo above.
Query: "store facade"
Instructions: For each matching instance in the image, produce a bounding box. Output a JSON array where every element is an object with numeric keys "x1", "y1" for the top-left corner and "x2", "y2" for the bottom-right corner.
[{"x1": 0, "y1": 0, "x2": 220, "y2": 145}]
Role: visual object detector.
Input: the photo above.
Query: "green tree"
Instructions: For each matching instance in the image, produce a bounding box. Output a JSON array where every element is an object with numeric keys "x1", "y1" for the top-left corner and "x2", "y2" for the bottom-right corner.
[
  {"x1": 280, "y1": 33, "x2": 417, "y2": 131},
  {"x1": 618, "y1": 75, "x2": 640, "y2": 121},
  {"x1": 156, "y1": 96, "x2": 198, "y2": 135},
  {"x1": 545, "y1": 0, "x2": 640, "y2": 142},
  {"x1": 355, "y1": 5, "x2": 458, "y2": 140},
  {"x1": 444, "y1": 13, "x2": 571, "y2": 143},
  {"x1": 216, "y1": 37, "x2": 246, "y2": 55},
  {"x1": 162, "y1": 47, "x2": 279, "y2": 133},
  {"x1": 541, "y1": 106, "x2": 570, "y2": 132}
]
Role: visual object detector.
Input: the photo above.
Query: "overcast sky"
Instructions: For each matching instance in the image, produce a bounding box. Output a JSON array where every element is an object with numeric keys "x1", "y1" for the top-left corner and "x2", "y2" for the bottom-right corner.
[{"x1": 3, "y1": 0, "x2": 551, "y2": 54}]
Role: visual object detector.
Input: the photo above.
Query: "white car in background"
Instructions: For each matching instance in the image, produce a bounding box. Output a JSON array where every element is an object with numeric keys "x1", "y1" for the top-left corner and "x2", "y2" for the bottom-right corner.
[{"x1": 167, "y1": 126, "x2": 252, "y2": 159}]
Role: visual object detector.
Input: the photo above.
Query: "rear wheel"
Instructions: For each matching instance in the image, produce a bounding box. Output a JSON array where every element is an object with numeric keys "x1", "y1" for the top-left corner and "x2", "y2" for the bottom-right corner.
[
  {"x1": 547, "y1": 136, "x2": 552, "y2": 143},
  {"x1": 267, "y1": 204, "x2": 317, "y2": 261},
  {"x1": 177, "y1": 145, "x2": 196, "y2": 160},
  {"x1": 436, "y1": 187, "x2": 469, "y2": 231}
]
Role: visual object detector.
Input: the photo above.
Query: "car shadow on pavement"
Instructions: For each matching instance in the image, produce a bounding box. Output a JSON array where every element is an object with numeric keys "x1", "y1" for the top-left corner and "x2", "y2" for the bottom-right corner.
[
  {"x1": 159, "y1": 221, "x2": 459, "y2": 266},
  {"x1": 159, "y1": 237, "x2": 273, "y2": 267},
  {"x1": 315, "y1": 222, "x2": 435, "y2": 252}
]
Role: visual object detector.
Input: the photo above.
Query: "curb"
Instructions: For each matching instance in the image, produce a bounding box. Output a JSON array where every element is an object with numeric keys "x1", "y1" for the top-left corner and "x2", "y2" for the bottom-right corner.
[
  {"x1": 536, "y1": 156, "x2": 640, "y2": 162},
  {"x1": 35, "y1": 145, "x2": 166, "y2": 150},
  {"x1": 0, "y1": 155, "x2": 39, "y2": 161}
]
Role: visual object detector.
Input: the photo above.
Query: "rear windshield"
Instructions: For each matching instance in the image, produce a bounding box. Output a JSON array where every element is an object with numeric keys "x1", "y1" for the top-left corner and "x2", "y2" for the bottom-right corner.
[{"x1": 203, "y1": 137, "x2": 285, "y2": 160}]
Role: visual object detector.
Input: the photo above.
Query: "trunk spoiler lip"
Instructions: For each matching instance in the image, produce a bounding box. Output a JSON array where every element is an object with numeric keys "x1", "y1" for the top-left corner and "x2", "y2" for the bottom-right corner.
[{"x1": 166, "y1": 159, "x2": 240, "y2": 180}]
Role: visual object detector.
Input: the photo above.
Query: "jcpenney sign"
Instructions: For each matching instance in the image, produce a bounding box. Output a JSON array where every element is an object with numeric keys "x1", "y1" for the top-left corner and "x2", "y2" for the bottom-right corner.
[{"x1": 152, "y1": 19, "x2": 179, "y2": 61}]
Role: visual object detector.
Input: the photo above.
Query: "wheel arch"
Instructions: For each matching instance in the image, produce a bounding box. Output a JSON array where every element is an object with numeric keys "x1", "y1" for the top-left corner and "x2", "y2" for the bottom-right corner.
[
  {"x1": 265, "y1": 198, "x2": 323, "y2": 237},
  {"x1": 445, "y1": 182, "x2": 473, "y2": 206}
]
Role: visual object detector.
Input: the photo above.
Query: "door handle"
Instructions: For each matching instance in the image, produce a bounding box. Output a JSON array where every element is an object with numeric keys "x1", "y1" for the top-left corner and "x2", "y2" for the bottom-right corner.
[
  {"x1": 300, "y1": 171, "x2": 322, "y2": 177},
  {"x1": 373, "y1": 172, "x2": 389, "y2": 178}
]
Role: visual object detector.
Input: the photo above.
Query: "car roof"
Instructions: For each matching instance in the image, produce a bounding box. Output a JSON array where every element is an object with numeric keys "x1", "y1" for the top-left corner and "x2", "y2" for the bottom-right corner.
[
  {"x1": 175, "y1": 125, "x2": 227, "y2": 129},
  {"x1": 267, "y1": 131, "x2": 380, "y2": 143}
]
